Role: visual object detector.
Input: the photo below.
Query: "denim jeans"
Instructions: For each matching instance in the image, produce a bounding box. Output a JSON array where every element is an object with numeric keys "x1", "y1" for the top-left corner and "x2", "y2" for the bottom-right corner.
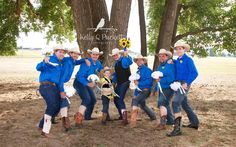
[
  {"x1": 157, "y1": 88, "x2": 174, "y2": 124},
  {"x1": 172, "y1": 86, "x2": 199, "y2": 125},
  {"x1": 114, "y1": 81, "x2": 130, "y2": 118},
  {"x1": 132, "y1": 89, "x2": 156, "y2": 120},
  {"x1": 73, "y1": 79, "x2": 97, "y2": 120},
  {"x1": 38, "y1": 84, "x2": 61, "y2": 128},
  {"x1": 101, "y1": 95, "x2": 110, "y2": 114}
]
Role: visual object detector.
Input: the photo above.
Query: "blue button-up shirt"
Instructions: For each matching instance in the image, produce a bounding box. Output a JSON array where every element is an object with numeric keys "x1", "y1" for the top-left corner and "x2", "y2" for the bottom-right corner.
[
  {"x1": 137, "y1": 64, "x2": 153, "y2": 90},
  {"x1": 175, "y1": 53, "x2": 198, "y2": 85},
  {"x1": 59, "y1": 57, "x2": 85, "y2": 92},
  {"x1": 75, "y1": 58, "x2": 103, "y2": 86},
  {"x1": 157, "y1": 61, "x2": 175, "y2": 89},
  {"x1": 36, "y1": 54, "x2": 63, "y2": 86},
  {"x1": 112, "y1": 55, "x2": 133, "y2": 83}
]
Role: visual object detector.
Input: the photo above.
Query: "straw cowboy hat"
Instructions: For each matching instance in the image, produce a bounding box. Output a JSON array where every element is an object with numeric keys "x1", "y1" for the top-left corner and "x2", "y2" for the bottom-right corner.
[
  {"x1": 158, "y1": 48, "x2": 173, "y2": 58},
  {"x1": 133, "y1": 54, "x2": 147, "y2": 63},
  {"x1": 109, "y1": 48, "x2": 124, "y2": 56},
  {"x1": 69, "y1": 47, "x2": 82, "y2": 55},
  {"x1": 102, "y1": 66, "x2": 113, "y2": 74},
  {"x1": 52, "y1": 44, "x2": 67, "y2": 52},
  {"x1": 174, "y1": 42, "x2": 190, "y2": 51},
  {"x1": 87, "y1": 47, "x2": 103, "y2": 55}
]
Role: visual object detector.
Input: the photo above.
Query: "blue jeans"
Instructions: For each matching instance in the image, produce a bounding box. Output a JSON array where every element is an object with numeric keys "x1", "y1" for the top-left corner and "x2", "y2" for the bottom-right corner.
[
  {"x1": 38, "y1": 84, "x2": 61, "y2": 128},
  {"x1": 114, "y1": 81, "x2": 130, "y2": 118},
  {"x1": 102, "y1": 95, "x2": 110, "y2": 114},
  {"x1": 172, "y1": 86, "x2": 199, "y2": 125},
  {"x1": 73, "y1": 79, "x2": 96, "y2": 120},
  {"x1": 132, "y1": 89, "x2": 156, "y2": 120},
  {"x1": 158, "y1": 88, "x2": 174, "y2": 124},
  {"x1": 60, "y1": 98, "x2": 70, "y2": 108}
]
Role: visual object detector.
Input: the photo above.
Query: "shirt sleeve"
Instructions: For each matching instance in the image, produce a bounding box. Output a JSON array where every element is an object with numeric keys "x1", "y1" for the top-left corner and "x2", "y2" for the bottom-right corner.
[
  {"x1": 75, "y1": 58, "x2": 85, "y2": 65},
  {"x1": 112, "y1": 72, "x2": 117, "y2": 84},
  {"x1": 186, "y1": 58, "x2": 198, "y2": 85},
  {"x1": 77, "y1": 64, "x2": 89, "y2": 86},
  {"x1": 36, "y1": 61, "x2": 48, "y2": 71},
  {"x1": 121, "y1": 55, "x2": 133, "y2": 69}
]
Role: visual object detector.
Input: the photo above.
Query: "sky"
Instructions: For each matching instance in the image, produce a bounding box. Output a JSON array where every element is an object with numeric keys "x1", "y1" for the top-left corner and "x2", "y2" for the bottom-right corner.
[{"x1": 17, "y1": 0, "x2": 146, "y2": 53}]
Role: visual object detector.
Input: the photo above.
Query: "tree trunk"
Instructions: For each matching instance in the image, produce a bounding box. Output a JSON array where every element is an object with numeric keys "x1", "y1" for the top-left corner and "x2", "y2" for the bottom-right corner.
[
  {"x1": 152, "y1": 0, "x2": 178, "y2": 70},
  {"x1": 69, "y1": 0, "x2": 132, "y2": 66},
  {"x1": 138, "y1": 0, "x2": 147, "y2": 56}
]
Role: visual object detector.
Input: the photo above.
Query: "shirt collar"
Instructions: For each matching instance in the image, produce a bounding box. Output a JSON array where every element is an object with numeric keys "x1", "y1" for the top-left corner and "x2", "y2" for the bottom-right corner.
[{"x1": 178, "y1": 53, "x2": 187, "y2": 60}]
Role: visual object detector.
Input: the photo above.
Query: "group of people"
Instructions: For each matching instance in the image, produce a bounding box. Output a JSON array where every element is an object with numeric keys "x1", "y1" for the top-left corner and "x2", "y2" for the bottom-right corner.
[{"x1": 36, "y1": 42, "x2": 199, "y2": 138}]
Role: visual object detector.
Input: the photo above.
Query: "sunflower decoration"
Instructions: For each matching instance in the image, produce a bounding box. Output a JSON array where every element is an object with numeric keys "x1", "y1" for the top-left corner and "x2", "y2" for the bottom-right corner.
[{"x1": 119, "y1": 38, "x2": 131, "y2": 51}]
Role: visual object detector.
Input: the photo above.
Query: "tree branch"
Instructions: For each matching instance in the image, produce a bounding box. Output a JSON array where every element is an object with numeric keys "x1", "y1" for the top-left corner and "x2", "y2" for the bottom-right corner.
[{"x1": 173, "y1": 25, "x2": 234, "y2": 43}]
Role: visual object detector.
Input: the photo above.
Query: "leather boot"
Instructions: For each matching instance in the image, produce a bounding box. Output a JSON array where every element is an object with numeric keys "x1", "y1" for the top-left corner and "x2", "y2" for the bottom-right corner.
[
  {"x1": 167, "y1": 117, "x2": 182, "y2": 137},
  {"x1": 74, "y1": 112, "x2": 83, "y2": 126},
  {"x1": 156, "y1": 116, "x2": 167, "y2": 130},
  {"x1": 62, "y1": 117, "x2": 71, "y2": 131},
  {"x1": 101, "y1": 113, "x2": 107, "y2": 125},
  {"x1": 183, "y1": 123, "x2": 199, "y2": 130},
  {"x1": 122, "y1": 111, "x2": 128, "y2": 125},
  {"x1": 130, "y1": 109, "x2": 138, "y2": 128}
]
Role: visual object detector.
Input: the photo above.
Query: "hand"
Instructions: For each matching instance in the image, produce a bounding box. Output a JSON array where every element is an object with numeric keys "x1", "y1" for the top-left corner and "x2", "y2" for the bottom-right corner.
[
  {"x1": 123, "y1": 50, "x2": 128, "y2": 57},
  {"x1": 88, "y1": 82, "x2": 95, "y2": 88},
  {"x1": 60, "y1": 92, "x2": 66, "y2": 99},
  {"x1": 134, "y1": 80, "x2": 138, "y2": 85},
  {"x1": 167, "y1": 59, "x2": 173, "y2": 64},
  {"x1": 85, "y1": 59, "x2": 91, "y2": 66},
  {"x1": 156, "y1": 78, "x2": 161, "y2": 82},
  {"x1": 44, "y1": 56, "x2": 50, "y2": 63},
  {"x1": 182, "y1": 83, "x2": 188, "y2": 90}
]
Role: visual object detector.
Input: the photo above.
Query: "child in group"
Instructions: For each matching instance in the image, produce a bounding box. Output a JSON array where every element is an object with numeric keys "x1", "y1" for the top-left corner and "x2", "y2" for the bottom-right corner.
[
  {"x1": 167, "y1": 42, "x2": 199, "y2": 137},
  {"x1": 99, "y1": 66, "x2": 116, "y2": 125}
]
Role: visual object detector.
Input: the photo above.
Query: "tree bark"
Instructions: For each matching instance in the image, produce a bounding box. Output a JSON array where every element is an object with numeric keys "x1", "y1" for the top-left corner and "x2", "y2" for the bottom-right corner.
[
  {"x1": 153, "y1": 0, "x2": 178, "y2": 70},
  {"x1": 106, "y1": 0, "x2": 132, "y2": 66},
  {"x1": 138, "y1": 0, "x2": 147, "y2": 56},
  {"x1": 69, "y1": 0, "x2": 132, "y2": 66}
]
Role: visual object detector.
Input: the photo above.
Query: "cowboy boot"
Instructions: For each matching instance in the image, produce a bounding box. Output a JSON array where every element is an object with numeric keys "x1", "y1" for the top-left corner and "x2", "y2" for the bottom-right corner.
[
  {"x1": 156, "y1": 116, "x2": 167, "y2": 130},
  {"x1": 101, "y1": 113, "x2": 107, "y2": 125},
  {"x1": 74, "y1": 112, "x2": 83, "y2": 126},
  {"x1": 130, "y1": 109, "x2": 138, "y2": 128},
  {"x1": 62, "y1": 117, "x2": 71, "y2": 131},
  {"x1": 122, "y1": 111, "x2": 129, "y2": 125},
  {"x1": 167, "y1": 117, "x2": 182, "y2": 137}
]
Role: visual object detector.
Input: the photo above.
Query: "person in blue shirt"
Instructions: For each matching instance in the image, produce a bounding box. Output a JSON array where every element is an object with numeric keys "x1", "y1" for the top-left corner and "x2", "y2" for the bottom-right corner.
[
  {"x1": 57, "y1": 47, "x2": 90, "y2": 131},
  {"x1": 36, "y1": 45, "x2": 66, "y2": 138},
  {"x1": 110, "y1": 48, "x2": 133, "y2": 125},
  {"x1": 130, "y1": 55, "x2": 156, "y2": 128},
  {"x1": 167, "y1": 42, "x2": 199, "y2": 137},
  {"x1": 155, "y1": 49, "x2": 175, "y2": 130},
  {"x1": 73, "y1": 47, "x2": 103, "y2": 126}
]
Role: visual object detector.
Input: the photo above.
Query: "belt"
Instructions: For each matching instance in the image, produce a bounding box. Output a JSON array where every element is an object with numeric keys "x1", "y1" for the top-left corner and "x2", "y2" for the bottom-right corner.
[
  {"x1": 40, "y1": 81, "x2": 56, "y2": 86},
  {"x1": 142, "y1": 88, "x2": 150, "y2": 91}
]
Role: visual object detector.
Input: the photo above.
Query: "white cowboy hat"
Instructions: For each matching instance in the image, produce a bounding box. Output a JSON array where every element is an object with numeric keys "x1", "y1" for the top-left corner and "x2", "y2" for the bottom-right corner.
[
  {"x1": 52, "y1": 44, "x2": 67, "y2": 52},
  {"x1": 109, "y1": 48, "x2": 124, "y2": 56},
  {"x1": 69, "y1": 47, "x2": 82, "y2": 55},
  {"x1": 133, "y1": 54, "x2": 147, "y2": 63},
  {"x1": 158, "y1": 48, "x2": 173, "y2": 58},
  {"x1": 174, "y1": 42, "x2": 190, "y2": 51},
  {"x1": 87, "y1": 47, "x2": 103, "y2": 55}
]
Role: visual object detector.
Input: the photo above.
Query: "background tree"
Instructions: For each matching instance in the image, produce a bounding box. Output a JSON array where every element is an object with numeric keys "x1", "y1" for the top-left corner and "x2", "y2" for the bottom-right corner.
[
  {"x1": 148, "y1": 0, "x2": 236, "y2": 69},
  {"x1": 0, "y1": 0, "x2": 132, "y2": 66}
]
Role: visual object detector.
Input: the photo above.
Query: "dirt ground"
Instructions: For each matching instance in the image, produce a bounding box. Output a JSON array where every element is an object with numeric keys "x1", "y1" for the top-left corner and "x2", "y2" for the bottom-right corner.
[{"x1": 0, "y1": 51, "x2": 235, "y2": 147}]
